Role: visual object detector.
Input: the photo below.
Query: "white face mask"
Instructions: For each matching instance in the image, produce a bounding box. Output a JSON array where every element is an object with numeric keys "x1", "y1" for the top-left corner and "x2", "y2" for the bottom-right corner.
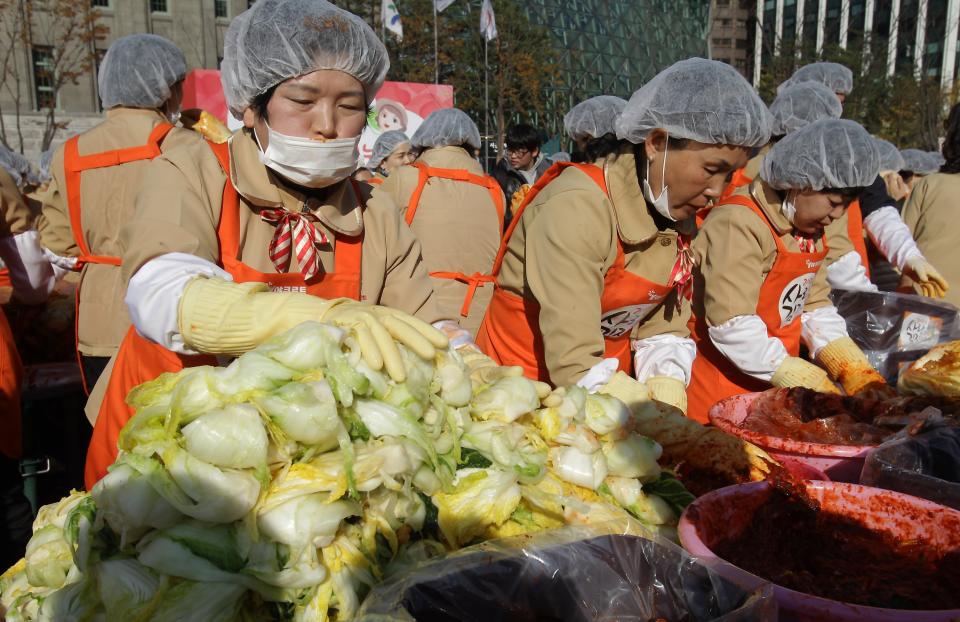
[
  {"x1": 255, "y1": 122, "x2": 360, "y2": 189},
  {"x1": 781, "y1": 189, "x2": 799, "y2": 226},
  {"x1": 643, "y1": 139, "x2": 675, "y2": 221}
]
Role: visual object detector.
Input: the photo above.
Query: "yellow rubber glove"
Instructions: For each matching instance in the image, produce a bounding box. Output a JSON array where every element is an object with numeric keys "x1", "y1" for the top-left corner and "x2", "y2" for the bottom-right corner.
[
  {"x1": 457, "y1": 345, "x2": 524, "y2": 386},
  {"x1": 904, "y1": 257, "x2": 949, "y2": 299},
  {"x1": 771, "y1": 356, "x2": 841, "y2": 394},
  {"x1": 178, "y1": 279, "x2": 447, "y2": 382},
  {"x1": 816, "y1": 336, "x2": 889, "y2": 396},
  {"x1": 645, "y1": 376, "x2": 687, "y2": 414}
]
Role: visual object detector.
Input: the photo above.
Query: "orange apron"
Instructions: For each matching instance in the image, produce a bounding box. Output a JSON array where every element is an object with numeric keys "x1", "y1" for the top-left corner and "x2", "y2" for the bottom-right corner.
[
  {"x1": 687, "y1": 194, "x2": 829, "y2": 423},
  {"x1": 403, "y1": 161, "x2": 505, "y2": 318},
  {"x1": 63, "y1": 122, "x2": 174, "y2": 393},
  {"x1": 84, "y1": 141, "x2": 364, "y2": 489},
  {"x1": 475, "y1": 162, "x2": 676, "y2": 384},
  {"x1": 846, "y1": 199, "x2": 870, "y2": 278},
  {"x1": 0, "y1": 308, "x2": 22, "y2": 459},
  {"x1": 367, "y1": 177, "x2": 384, "y2": 186}
]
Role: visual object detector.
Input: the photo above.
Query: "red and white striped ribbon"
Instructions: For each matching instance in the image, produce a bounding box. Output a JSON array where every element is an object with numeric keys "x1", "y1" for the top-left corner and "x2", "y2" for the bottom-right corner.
[
  {"x1": 793, "y1": 233, "x2": 817, "y2": 253},
  {"x1": 669, "y1": 234, "x2": 695, "y2": 307},
  {"x1": 259, "y1": 209, "x2": 329, "y2": 280}
]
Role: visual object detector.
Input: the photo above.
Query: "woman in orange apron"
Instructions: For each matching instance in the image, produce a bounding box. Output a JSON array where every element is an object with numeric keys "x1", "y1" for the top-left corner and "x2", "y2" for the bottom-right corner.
[
  {"x1": 476, "y1": 59, "x2": 771, "y2": 412},
  {"x1": 378, "y1": 108, "x2": 504, "y2": 338},
  {"x1": 84, "y1": 0, "x2": 452, "y2": 488},
  {"x1": 688, "y1": 119, "x2": 891, "y2": 424}
]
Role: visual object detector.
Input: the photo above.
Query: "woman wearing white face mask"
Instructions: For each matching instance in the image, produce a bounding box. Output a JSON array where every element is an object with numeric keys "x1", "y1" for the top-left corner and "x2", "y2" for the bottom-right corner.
[
  {"x1": 476, "y1": 59, "x2": 770, "y2": 411},
  {"x1": 688, "y1": 119, "x2": 891, "y2": 423},
  {"x1": 85, "y1": 0, "x2": 451, "y2": 488}
]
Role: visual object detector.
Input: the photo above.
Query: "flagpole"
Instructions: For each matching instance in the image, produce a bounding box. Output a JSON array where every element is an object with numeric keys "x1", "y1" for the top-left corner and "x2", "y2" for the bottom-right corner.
[
  {"x1": 484, "y1": 35, "x2": 490, "y2": 172},
  {"x1": 433, "y1": 2, "x2": 439, "y2": 84}
]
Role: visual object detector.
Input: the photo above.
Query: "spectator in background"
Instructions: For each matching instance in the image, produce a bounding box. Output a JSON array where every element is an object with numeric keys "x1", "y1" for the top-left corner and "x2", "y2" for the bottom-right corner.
[{"x1": 493, "y1": 123, "x2": 551, "y2": 224}]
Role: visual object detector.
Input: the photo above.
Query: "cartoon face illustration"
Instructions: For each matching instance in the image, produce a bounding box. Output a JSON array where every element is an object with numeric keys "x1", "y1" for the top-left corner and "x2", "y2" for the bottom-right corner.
[{"x1": 376, "y1": 100, "x2": 408, "y2": 132}]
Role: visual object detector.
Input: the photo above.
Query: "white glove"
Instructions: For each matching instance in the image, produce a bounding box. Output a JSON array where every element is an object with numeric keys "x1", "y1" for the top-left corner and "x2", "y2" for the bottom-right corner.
[
  {"x1": 576, "y1": 358, "x2": 619, "y2": 393},
  {"x1": 863, "y1": 206, "x2": 922, "y2": 271},
  {"x1": 630, "y1": 334, "x2": 696, "y2": 385},
  {"x1": 800, "y1": 305, "x2": 850, "y2": 358},
  {"x1": 708, "y1": 315, "x2": 789, "y2": 382},
  {"x1": 0, "y1": 230, "x2": 57, "y2": 304},
  {"x1": 825, "y1": 251, "x2": 877, "y2": 292}
]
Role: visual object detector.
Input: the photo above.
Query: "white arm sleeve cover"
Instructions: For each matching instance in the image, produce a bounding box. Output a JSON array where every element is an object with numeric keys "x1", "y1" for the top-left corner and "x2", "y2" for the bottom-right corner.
[
  {"x1": 0, "y1": 230, "x2": 56, "y2": 304},
  {"x1": 800, "y1": 305, "x2": 850, "y2": 358},
  {"x1": 707, "y1": 314, "x2": 789, "y2": 383},
  {"x1": 125, "y1": 252, "x2": 232, "y2": 354},
  {"x1": 826, "y1": 251, "x2": 878, "y2": 292},
  {"x1": 630, "y1": 334, "x2": 697, "y2": 385},
  {"x1": 863, "y1": 205, "x2": 923, "y2": 271}
]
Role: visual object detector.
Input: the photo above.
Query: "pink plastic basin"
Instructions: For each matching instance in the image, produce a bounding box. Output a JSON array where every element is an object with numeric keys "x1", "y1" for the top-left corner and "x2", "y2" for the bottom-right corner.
[
  {"x1": 679, "y1": 480, "x2": 960, "y2": 622},
  {"x1": 709, "y1": 392, "x2": 872, "y2": 482}
]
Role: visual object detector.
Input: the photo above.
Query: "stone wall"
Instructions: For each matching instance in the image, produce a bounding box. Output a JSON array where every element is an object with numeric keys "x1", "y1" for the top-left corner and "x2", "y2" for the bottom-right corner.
[{"x1": 1, "y1": 112, "x2": 104, "y2": 162}]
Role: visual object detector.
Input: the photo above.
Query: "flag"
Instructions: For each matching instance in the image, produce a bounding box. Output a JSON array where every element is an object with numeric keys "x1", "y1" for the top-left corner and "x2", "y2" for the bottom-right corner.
[
  {"x1": 435, "y1": 0, "x2": 455, "y2": 12},
  {"x1": 480, "y1": 0, "x2": 497, "y2": 41},
  {"x1": 381, "y1": 0, "x2": 403, "y2": 41}
]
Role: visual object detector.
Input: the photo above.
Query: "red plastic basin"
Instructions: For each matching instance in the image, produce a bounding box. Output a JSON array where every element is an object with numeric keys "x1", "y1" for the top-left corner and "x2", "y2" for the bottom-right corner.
[
  {"x1": 678, "y1": 480, "x2": 960, "y2": 621},
  {"x1": 709, "y1": 392, "x2": 871, "y2": 482}
]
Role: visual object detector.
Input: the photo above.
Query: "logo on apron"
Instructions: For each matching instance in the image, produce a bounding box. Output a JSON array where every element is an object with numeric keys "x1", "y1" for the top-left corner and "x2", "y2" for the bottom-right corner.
[
  {"x1": 601, "y1": 303, "x2": 657, "y2": 338},
  {"x1": 778, "y1": 273, "x2": 815, "y2": 327}
]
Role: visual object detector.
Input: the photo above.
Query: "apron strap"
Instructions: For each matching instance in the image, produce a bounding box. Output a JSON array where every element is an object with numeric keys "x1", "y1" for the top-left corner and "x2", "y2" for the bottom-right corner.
[
  {"x1": 64, "y1": 122, "x2": 174, "y2": 269},
  {"x1": 404, "y1": 162, "x2": 505, "y2": 230}
]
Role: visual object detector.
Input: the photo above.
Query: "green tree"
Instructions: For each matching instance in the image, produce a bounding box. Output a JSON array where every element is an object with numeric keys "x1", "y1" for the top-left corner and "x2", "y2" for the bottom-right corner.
[{"x1": 340, "y1": 0, "x2": 561, "y2": 161}]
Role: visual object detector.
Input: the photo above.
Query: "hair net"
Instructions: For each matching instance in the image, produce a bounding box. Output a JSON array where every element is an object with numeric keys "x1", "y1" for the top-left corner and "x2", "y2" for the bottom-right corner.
[
  {"x1": 616, "y1": 58, "x2": 771, "y2": 147},
  {"x1": 564, "y1": 96, "x2": 627, "y2": 141},
  {"x1": 927, "y1": 150, "x2": 946, "y2": 170},
  {"x1": 900, "y1": 148, "x2": 940, "y2": 174},
  {"x1": 37, "y1": 149, "x2": 54, "y2": 184},
  {"x1": 760, "y1": 119, "x2": 880, "y2": 190},
  {"x1": 411, "y1": 108, "x2": 481, "y2": 150},
  {"x1": 769, "y1": 81, "x2": 842, "y2": 136},
  {"x1": 550, "y1": 151, "x2": 571, "y2": 163},
  {"x1": 0, "y1": 145, "x2": 31, "y2": 190},
  {"x1": 367, "y1": 130, "x2": 411, "y2": 169},
  {"x1": 221, "y1": 0, "x2": 389, "y2": 120},
  {"x1": 777, "y1": 62, "x2": 854, "y2": 96},
  {"x1": 873, "y1": 138, "x2": 905, "y2": 172},
  {"x1": 98, "y1": 34, "x2": 187, "y2": 110}
]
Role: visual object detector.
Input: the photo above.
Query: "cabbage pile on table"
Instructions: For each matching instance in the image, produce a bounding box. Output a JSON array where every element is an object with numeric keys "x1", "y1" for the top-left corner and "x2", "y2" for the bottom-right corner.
[{"x1": 0, "y1": 322, "x2": 691, "y2": 621}]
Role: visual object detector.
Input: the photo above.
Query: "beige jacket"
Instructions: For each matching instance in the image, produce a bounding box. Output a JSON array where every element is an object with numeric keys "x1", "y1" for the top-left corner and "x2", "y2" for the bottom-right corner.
[
  {"x1": 693, "y1": 181, "x2": 832, "y2": 327},
  {"x1": 120, "y1": 128, "x2": 444, "y2": 322},
  {"x1": 741, "y1": 143, "x2": 771, "y2": 182},
  {"x1": 0, "y1": 168, "x2": 32, "y2": 238},
  {"x1": 377, "y1": 146, "x2": 503, "y2": 336},
  {"x1": 38, "y1": 108, "x2": 204, "y2": 357},
  {"x1": 901, "y1": 172, "x2": 960, "y2": 307},
  {"x1": 497, "y1": 145, "x2": 691, "y2": 386}
]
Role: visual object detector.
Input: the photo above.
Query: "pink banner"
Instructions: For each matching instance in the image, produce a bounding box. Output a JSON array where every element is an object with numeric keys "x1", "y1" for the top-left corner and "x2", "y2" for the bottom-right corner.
[
  {"x1": 360, "y1": 81, "x2": 455, "y2": 164},
  {"x1": 181, "y1": 69, "x2": 228, "y2": 124}
]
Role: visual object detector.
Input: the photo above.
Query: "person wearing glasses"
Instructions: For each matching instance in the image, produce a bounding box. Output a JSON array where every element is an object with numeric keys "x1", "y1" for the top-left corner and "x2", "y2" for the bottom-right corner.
[{"x1": 492, "y1": 123, "x2": 551, "y2": 226}]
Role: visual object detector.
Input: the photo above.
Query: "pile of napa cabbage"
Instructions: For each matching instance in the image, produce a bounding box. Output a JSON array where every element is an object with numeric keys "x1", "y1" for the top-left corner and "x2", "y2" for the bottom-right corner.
[{"x1": 0, "y1": 321, "x2": 690, "y2": 621}]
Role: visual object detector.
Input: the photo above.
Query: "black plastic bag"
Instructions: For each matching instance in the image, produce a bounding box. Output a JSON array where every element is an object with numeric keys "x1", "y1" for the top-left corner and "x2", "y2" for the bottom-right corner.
[
  {"x1": 861, "y1": 426, "x2": 960, "y2": 510},
  {"x1": 830, "y1": 289, "x2": 960, "y2": 383},
  {"x1": 356, "y1": 526, "x2": 776, "y2": 621}
]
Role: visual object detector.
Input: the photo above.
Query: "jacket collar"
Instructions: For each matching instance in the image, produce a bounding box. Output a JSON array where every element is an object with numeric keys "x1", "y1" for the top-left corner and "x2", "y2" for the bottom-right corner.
[
  {"x1": 419, "y1": 146, "x2": 484, "y2": 174},
  {"x1": 227, "y1": 129, "x2": 364, "y2": 236},
  {"x1": 748, "y1": 179, "x2": 793, "y2": 234}
]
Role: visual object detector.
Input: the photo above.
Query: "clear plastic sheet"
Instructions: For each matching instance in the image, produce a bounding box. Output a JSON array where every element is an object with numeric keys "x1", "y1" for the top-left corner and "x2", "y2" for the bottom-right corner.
[
  {"x1": 356, "y1": 524, "x2": 776, "y2": 622},
  {"x1": 861, "y1": 425, "x2": 960, "y2": 510},
  {"x1": 830, "y1": 288, "x2": 960, "y2": 383}
]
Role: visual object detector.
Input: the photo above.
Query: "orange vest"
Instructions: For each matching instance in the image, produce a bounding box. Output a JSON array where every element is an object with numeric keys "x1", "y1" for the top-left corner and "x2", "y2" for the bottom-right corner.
[
  {"x1": 846, "y1": 199, "x2": 870, "y2": 277},
  {"x1": 686, "y1": 194, "x2": 829, "y2": 423},
  {"x1": 63, "y1": 122, "x2": 174, "y2": 392},
  {"x1": 403, "y1": 161, "x2": 505, "y2": 318},
  {"x1": 475, "y1": 162, "x2": 676, "y2": 384},
  {"x1": 84, "y1": 141, "x2": 364, "y2": 489},
  {"x1": 0, "y1": 308, "x2": 22, "y2": 459}
]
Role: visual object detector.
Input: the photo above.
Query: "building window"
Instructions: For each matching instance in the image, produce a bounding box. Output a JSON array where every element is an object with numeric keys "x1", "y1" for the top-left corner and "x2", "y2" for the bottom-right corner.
[
  {"x1": 150, "y1": 0, "x2": 168, "y2": 13},
  {"x1": 31, "y1": 46, "x2": 54, "y2": 110},
  {"x1": 91, "y1": 0, "x2": 110, "y2": 7},
  {"x1": 215, "y1": 0, "x2": 229, "y2": 18}
]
